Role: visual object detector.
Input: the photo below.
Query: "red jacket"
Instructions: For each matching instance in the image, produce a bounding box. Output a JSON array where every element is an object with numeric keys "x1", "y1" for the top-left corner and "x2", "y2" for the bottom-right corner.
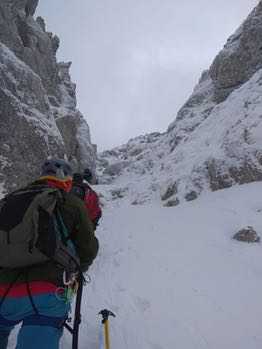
[
  {"x1": 83, "y1": 185, "x2": 102, "y2": 224},
  {"x1": 71, "y1": 182, "x2": 102, "y2": 227}
]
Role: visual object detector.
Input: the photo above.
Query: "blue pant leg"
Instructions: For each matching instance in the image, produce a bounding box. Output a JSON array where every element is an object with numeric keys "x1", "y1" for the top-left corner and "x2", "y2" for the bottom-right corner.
[
  {"x1": 0, "y1": 325, "x2": 14, "y2": 349},
  {"x1": 16, "y1": 325, "x2": 63, "y2": 349},
  {"x1": 16, "y1": 292, "x2": 70, "y2": 349},
  {"x1": 0, "y1": 290, "x2": 70, "y2": 349}
]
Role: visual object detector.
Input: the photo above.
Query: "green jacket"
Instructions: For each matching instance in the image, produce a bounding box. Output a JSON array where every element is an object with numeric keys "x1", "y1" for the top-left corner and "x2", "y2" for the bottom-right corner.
[{"x1": 0, "y1": 180, "x2": 99, "y2": 286}]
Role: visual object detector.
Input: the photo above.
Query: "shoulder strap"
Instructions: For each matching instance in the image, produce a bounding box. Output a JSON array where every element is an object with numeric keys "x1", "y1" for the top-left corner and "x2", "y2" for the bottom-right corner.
[
  {"x1": 55, "y1": 195, "x2": 76, "y2": 251},
  {"x1": 55, "y1": 208, "x2": 69, "y2": 245}
]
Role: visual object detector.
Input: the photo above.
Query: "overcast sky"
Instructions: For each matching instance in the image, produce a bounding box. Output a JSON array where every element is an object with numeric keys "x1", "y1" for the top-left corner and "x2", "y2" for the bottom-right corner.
[{"x1": 37, "y1": 0, "x2": 259, "y2": 151}]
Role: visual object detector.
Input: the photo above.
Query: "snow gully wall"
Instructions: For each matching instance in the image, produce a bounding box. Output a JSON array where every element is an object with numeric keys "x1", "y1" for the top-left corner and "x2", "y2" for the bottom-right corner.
[
  {"x1": 0, "y1": 0, "x2": 96, "y2": 193},
  {"x1": 163, "y1": 1, "x2": 262, "y2": 205},
  {"x1": 98, "y1": 2, "x2": 262, "y2": 206}
]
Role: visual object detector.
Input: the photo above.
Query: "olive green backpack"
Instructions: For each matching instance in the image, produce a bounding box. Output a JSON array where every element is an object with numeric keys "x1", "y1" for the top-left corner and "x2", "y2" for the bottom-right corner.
[{"x1": 0, "y1": 184, "x2": 79, "y2": 273}]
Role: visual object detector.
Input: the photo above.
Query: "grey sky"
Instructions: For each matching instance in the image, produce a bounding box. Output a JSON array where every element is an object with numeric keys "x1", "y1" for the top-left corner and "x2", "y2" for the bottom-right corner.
[{"x1": 37, "y1": 0, "x2": 259, "y2": 151}]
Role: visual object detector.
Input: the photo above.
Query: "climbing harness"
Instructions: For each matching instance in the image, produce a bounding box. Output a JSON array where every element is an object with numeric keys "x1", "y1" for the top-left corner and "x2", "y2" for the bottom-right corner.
[
  {"x1": 99, "y1": 309, "x2": 116, "y2": 349},
  {"x1": 0, "y1": 270, "x2": 67, "y2": 328}
]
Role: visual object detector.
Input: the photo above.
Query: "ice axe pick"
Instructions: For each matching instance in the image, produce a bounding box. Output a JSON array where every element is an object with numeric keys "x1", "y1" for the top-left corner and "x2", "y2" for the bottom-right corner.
[{"x1": 98, "y1": 309, "x2": 116, "y2": 349}]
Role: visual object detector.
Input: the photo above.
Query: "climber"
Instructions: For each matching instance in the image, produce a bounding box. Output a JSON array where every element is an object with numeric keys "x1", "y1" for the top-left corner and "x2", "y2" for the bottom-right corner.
[
  {"x1": 0, "y1": 159, "x2": 99, "y2": 349},
  {"x1": 71, "y1": 168, "x2": 102, "y2": 230}
]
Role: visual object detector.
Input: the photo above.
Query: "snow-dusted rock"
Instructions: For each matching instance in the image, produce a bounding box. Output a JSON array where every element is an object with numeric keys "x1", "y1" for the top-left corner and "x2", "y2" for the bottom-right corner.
[
  {"x1": 210, "y1": 2, "x2": 262, "y2": 103},
  {"x1": 0, "y1": 0, "x2": 96, "y2": 192},
  {"x1": 233, "y1": 226, "x2": 260, "y2": 243},
  {"x1": 167, "y1": 70, "x2": 216, "y2": 143}
]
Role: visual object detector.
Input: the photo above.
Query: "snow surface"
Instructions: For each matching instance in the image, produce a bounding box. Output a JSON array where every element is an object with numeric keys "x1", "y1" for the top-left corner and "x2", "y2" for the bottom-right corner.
[{"x1": 59, "y1": 181, "x2": 262, "y2": 349}]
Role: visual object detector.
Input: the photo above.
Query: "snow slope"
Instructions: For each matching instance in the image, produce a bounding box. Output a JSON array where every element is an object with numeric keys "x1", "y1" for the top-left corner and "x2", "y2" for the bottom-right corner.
[{"x1": 61, "y1": 182, "x2": 262, "y2": 349}]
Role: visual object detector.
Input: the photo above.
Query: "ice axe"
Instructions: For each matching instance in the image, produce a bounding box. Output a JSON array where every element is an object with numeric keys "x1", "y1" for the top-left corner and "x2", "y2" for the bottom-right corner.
[{"x1": 99, "y1": 309, "x2": 116, "y2": 349}]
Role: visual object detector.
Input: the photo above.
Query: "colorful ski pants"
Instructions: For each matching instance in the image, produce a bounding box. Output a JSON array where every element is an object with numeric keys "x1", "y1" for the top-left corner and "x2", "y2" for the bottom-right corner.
[{"x1": 0, "y1": 283, "x2": 70, "y2": 349}]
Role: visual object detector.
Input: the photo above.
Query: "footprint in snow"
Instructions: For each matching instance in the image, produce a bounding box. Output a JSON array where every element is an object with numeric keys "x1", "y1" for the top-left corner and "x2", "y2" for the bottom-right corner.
[{"x1": 134, "y1": 296, "x2": 151, "y2": 313}]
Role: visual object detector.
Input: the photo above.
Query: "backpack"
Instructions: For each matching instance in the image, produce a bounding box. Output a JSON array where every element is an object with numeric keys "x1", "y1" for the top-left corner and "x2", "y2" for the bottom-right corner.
[
  {"x1": 0, "y1": 184, "x2": 80, "y2": 273},
  {"x1": 70, "y1": 183, "x2": 102, "y2": 227}
]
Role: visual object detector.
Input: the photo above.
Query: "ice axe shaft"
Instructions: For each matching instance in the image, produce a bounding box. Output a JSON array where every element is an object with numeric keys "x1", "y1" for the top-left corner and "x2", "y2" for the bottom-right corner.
[
  {"x1": 99, "y1": 309, "x2": 116, "y2": 349},
  {"x1": 104, "y1": 320, "x2": 110, "y2": 349}
]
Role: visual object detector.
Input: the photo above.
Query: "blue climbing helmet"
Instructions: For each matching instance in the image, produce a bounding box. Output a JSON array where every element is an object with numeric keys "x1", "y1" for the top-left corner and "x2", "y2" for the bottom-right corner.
[{"x1": 41, "y1": 158, "x2": 73, "y2": 180}]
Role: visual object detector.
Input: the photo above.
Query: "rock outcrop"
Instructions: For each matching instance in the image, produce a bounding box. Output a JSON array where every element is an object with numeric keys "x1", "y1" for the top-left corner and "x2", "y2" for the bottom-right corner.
[
  {"x1": 233, "y1": 226, "x2": 260, "y2": 243},
  {"x1": 0, "y1": 0, "x2": 96, "y2": 193},
  {"x1": 210, "y1": 3, "x2": 262, "y2": 103}
]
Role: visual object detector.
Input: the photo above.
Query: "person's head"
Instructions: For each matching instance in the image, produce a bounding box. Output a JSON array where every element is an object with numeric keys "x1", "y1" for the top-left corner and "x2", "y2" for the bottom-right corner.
[
  {"x1": 41, "y1": 158, "x2": 73, "y2": 192},
  {"x1": 72, "y1": 172, "x2": 84, "y2": 184},
  {"x1": 83, "y1": 168, "x2": 93, "y2": 183}
]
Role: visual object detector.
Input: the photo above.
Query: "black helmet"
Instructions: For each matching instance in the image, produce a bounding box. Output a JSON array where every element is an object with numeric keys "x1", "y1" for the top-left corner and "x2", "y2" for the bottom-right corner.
[
  {"x1": 41, "y1": 158, "x2": 73, "y2": 179},
  {"x1": 83, "y1": 168, "x2": 92, "y2": 182},
  {"x1": 72, "y1": 172, "x2": 83, "y2": 184}
]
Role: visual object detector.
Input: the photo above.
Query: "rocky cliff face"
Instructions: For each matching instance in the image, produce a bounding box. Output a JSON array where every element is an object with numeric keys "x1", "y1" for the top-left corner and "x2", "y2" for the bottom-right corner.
[
  {"x1": 0, "y1": 0, "x2": 96, "y2": 193},
  {"x1": 98, "y1": 1, "x2": 262, "y2": 206},
  {"x1": 210, "y1": 3, "x2": 262, "y2": 103}
]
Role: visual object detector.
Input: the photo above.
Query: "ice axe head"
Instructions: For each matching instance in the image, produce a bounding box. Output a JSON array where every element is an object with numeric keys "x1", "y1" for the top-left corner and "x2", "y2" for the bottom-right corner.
[{"x1": 99, "y1": 309, "x2": 116, "y2": 323}]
